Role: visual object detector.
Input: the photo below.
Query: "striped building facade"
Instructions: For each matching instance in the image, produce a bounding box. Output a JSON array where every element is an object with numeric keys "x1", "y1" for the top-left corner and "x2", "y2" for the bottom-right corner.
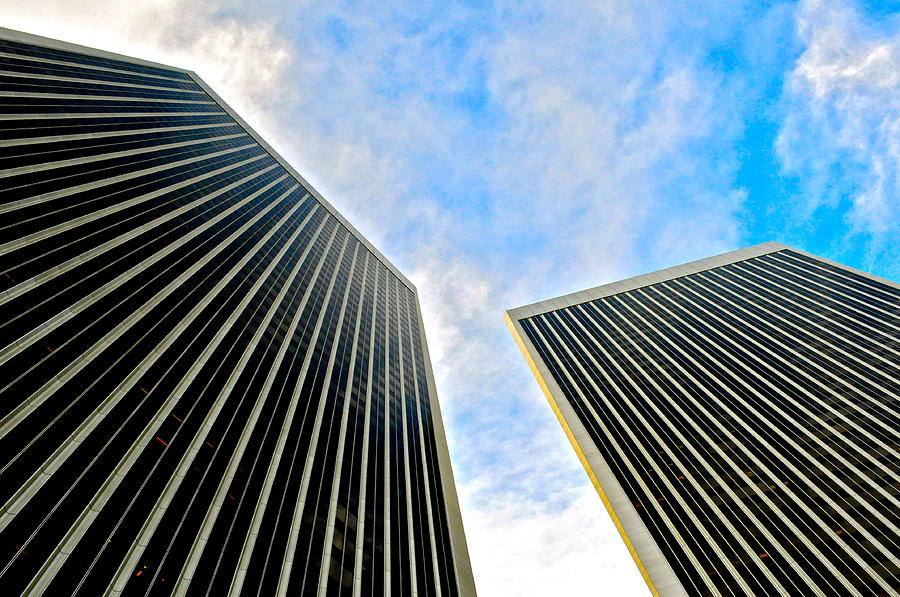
[
  {"x1": 0, "y1": 29, "x2": 474, "y2": 595},
  {"x1": 506, "y1": 242, "x2": 899, "y2": 596}
]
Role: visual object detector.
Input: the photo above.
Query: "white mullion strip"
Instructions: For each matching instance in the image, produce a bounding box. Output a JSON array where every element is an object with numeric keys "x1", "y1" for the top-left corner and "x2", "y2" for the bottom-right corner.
[
  {"x1": 3, "y1": 151, "x2": 265, "y2": 257},
  {"x1": 0, "y1": 126, "x2": 237, "y2": 169},
  {"x1": 97, "y1": 221, "x2": 338, "y2": 595},
  {"x1": 20, "y1": 188, "x2": 311, "y2": 593},
  {"x1": 651, "y1": 282, "x2": 900, "y2": 571},
  {"x1": 195, "y1": 217, "x2": 337, "y2": 595},
  {"x1": 772, "y1": 252, "x2": 900, "y2": 309},
  {"x1": 528, "y1": 317, "x2": 719, "y2": 596},
  {"x1": 2, "y1": 175, "x2": 285, "y2": 436},
  {"x1": 740, "y1": 259, "x2": 900, "y2": 361},
  {"x1": 553, "y1": 307, "x2": 780, "y2": 595},
  {"x1": 676, "y1": 274, "x2": 900, "y2": 436},
  {"x1": 622, "y1": 286, "x2": 900, "y2": 563},
  {"x1": 0, "y1": 172, "x2": 288, "y2": 371},
  {"x1": 0, "y1": 122, "x2": 239, "y2": 147},
  {"x1": 193, "y1": 214, "x2": 332, "y2": 593},
  {"x1": 669, "y1": 273, "x2": 900, "y2": 493},
  {"x1": 403, "y1": 290, "x2": 442, "y2": 597},
  {"x1": 716, "y1": 266, "x2": 900, "y2": 492},
  {"x1": 0, "y1": 91, "x2": 214, "y2": 105},
  {"x1": 397, "y1": 283, "x2": 418, "y2": 596},
  {"x1": 132, "y1": 204, "x2": 323, "y2": 597},
  {"x1": 0, "y1": 144, "x2": 254, "y2": 216},
  {"x1": 1, "y1": 158, "x2": 274, "y2": 305},
  {"x1": 226, "y1": 222, "x2": 343, "y2": 595},
  {"x1": 0, "y1": 192, "x2": 312, "y2": 534},
  {"x1": 174, "y1": 225, "x2": 347, "y2": 595},
  {"x1": 692, "y1": 271, "x2": 900, "y2": 476},
  {"x1": 316, "y1": 253, "x2": 372, "y2": 595},
  {"x1": 661, "y1": 281, "x2": 900, "y2": 562},
  {"x1": 103, "y1": 227, "x2": 344, "y2": 597},
  {"x1": 636, "y1": 284, "x2": 900, "y2": 587},
  {"x1": 0, "y1": 70, "x2": 210, "y2": 95},
  {"x1": 0, "y1": 51, "x2": 193, "y2": 83},
  {"x1": 351, "y1": 265, "x2": 381, "y2": 597},
  {"x1": 330, "y1": 273, "x2": 368, "y2": 593},
  {"x1": 760, "y1": 255, "x2": 900, "y2": 322},
  {"x1": 0, "y1": 132, "x2": 245, "y2": 179},
  {"x1": 598, "y1": 296, "x2": 854, "y2": 594},
  {"x1": 276, "y1": 236, "x2": 356, "y2": 595},
  {"x1": 383, "y1": 273, "x2": 393, "y2": 596},
  {"x1": 725, "y1": 264, "x2": 900, "y2": 368},
  {"x1": 0, "y1": 111, "x2": 223, "y2": 121}
]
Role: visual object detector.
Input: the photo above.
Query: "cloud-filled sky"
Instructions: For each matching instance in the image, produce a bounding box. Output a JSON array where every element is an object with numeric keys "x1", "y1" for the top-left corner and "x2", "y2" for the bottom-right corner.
[{"x1": 3, "y1": 0, "x2": 898, "y2": 594}]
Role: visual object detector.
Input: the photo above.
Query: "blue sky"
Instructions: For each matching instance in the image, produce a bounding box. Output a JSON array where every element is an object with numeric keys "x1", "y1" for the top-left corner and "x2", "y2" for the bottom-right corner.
[{"x1": 4, "y1": 0, "x2": 898, "y2": 593}]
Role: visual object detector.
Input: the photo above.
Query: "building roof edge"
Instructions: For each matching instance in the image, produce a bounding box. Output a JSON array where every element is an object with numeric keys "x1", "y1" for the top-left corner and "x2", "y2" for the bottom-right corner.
[
  {"x1": 507, "y1": 241, "x2": 787, "y2": 321},
  {"x1": 188, "y1": 74, "x2": 417, "y2": 292}
]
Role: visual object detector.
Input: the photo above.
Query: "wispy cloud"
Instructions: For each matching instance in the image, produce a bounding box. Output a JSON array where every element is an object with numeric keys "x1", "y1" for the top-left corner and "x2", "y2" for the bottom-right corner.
[
  {"x1": 778, "y1": 0, "x2": 900, "y2": 271},
  {"x1": 481, "y1": 1, "x2": 756, "y2": 292},
  {"x1": 462, "y1": 484, "x2": 642, "y2": 595}
]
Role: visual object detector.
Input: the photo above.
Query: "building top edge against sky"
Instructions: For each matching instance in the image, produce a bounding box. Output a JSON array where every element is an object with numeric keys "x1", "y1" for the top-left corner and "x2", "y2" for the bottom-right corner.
[
  {"x1": 0, "y1": 26, "x2": 416, "y2": 293},
  {"x1": 507, "y1": 240, "x2": 900, "y2": 321}
]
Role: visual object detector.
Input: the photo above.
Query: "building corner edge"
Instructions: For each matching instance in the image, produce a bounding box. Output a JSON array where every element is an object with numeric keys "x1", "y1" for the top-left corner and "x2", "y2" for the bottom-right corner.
[
  {"x1": 504, "y1": 310, "x2": 684, "y2": 597},
  {"x1": 415, "y1": 295, "x2": 477, "y2": 596}
]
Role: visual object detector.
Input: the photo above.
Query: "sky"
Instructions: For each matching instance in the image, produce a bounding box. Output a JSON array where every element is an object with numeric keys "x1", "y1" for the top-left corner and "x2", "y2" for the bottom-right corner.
[{"x1": 2, "y1": 0, "x2": 898, "y2": 594}]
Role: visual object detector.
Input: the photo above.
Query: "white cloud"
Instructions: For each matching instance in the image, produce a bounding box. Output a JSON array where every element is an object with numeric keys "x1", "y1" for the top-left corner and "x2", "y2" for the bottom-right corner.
[
  {"x1": 463, "y1": 484, "x2": 648, "y2": 596},
  {"x1": 778, "y1": 0, "x2": 900, "y2": 268},
  {"x1": 483, "y1": 2, "x2": 749, "y2": 293}
]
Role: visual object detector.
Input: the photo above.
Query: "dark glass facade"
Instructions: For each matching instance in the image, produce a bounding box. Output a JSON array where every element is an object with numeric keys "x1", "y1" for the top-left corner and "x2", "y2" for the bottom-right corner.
[
  {"x1": 508, "y1": 244, "x2": 899, "y2": 597},
  {"x1": 0, "y1": 30, "x2": 474, "y2": 595}
]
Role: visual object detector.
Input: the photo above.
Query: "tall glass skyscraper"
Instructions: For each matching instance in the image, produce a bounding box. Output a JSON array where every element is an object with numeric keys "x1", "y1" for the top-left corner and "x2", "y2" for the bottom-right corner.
[
  {"x1": 507, "y1": 242, "x2": 899, "y2": 596},
  {"x1": 0, "y1": 28, "x2": 474, "y2": 596}
]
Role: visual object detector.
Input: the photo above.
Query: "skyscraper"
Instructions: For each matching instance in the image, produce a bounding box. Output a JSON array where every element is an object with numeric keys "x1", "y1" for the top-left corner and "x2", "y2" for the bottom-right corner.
[
  {"x1": 0, "y1": 28, "x2": 474, "y2": 595},
  {"x1": 506, "y1": 242, "x2": 899, "y2": 596}
]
